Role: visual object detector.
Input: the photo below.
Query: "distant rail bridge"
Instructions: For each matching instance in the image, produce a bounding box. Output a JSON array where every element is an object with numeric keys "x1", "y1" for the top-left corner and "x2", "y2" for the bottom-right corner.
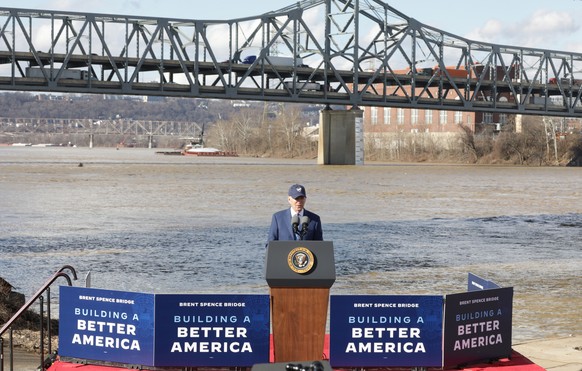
[{"x1": 0, "y1": 116, "x2": 201, "y2": 146}]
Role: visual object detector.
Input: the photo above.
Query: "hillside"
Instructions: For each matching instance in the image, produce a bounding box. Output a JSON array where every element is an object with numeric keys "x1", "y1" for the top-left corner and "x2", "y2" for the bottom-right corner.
[{"x1": 0, "y1": 92, "x2": 233, "y2": 122}]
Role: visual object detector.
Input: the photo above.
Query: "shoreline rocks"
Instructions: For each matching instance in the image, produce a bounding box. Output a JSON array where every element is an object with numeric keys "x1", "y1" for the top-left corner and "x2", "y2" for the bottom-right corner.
[{"x1": 0, "y1": 277, "x2": 59, "y2": 354}]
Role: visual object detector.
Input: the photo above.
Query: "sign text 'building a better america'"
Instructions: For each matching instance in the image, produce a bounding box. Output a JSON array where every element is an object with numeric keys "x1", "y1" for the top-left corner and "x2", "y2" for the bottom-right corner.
[
  {"x1": 329, "y1": 295, "x2": 443, "y2": 367},
  {"x1": 59, "y1": 287, "x2": 270, "y2": 367}
]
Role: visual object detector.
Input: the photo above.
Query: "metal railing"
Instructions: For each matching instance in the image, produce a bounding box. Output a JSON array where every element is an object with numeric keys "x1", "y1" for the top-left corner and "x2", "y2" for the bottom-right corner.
[{"x1": 0, "y1": 265, "x2": 77, "y2": 371}]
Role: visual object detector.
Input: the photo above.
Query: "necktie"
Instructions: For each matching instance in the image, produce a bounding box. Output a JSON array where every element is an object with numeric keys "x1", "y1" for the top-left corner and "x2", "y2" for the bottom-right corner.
[{"x1": 295, "y1": 214, "x2": 301, "y2": 240}]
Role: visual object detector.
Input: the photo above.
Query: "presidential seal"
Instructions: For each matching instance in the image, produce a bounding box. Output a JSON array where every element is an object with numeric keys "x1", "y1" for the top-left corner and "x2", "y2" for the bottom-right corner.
[{"x1": 287, "y1": 247, "x2": 315, "y2": 274}]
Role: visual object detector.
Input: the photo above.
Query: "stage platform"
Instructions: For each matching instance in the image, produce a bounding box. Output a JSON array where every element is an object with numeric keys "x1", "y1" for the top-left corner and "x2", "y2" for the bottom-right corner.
[
  {"x1": 47, "y1": 334, "x2": 549, "y2": 371},
  {"x1": 46, "y1": 350, "x2": 545, "y2": 371},
  {"x1": 45, "y1": 335, "x2": 582, "y2": 371}
]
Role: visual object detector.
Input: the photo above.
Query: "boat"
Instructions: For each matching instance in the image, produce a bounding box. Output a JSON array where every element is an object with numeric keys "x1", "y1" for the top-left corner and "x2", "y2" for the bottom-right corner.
[
  {"x1": 157, "y1": 137, "x2": 238, "y2": 156},
  {"x1": 11, "y1": 142, "x2": 32, "y2": 146},
  {"x1": 182, "y1": 144, "x2": 238, "y2": 157},
  {"x1": 179, "y1": 126, "x2": 237, "y2": 156}
]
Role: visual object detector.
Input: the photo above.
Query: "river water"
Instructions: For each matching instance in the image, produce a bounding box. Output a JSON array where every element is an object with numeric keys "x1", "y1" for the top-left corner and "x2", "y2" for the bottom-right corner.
[{"x1": 0, "y1": 146, "x2": 580, "y2": 343}]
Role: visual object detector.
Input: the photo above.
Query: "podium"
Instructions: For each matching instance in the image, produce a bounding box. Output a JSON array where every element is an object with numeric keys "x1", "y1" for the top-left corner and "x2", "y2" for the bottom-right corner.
[{"x1": 265, "y1": 241, "x2": 335, "y2": 363}]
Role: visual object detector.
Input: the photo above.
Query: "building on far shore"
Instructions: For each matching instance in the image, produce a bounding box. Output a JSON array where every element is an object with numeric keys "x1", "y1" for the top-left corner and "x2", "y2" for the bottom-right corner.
[
  {"x1": 358, "y1": 65, "x2": 515, "y2": 151},
  {"x1": 360, "y1": 88, "x2": 510, "y2": 152}
]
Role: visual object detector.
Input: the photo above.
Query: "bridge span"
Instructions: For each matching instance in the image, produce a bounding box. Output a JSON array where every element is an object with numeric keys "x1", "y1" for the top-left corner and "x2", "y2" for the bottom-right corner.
[
  {"x1": 0, "y1": 116, "x2": 202, "y2": 148},
  {"x1": 2, "y1": 0, "x2": 582, "y2": 163}
]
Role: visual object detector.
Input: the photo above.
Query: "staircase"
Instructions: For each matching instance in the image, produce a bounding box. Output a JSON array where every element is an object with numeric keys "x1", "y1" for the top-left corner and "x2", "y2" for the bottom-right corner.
[{"x1": 0, "y1": 265, "x2": 77, "y2": 371}]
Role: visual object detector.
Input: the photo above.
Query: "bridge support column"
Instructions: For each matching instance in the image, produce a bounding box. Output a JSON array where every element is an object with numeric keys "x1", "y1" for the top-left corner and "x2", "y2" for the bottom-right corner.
[
  {"x1": 89, "y1": 134, "x2": 94, "y2": 149},
  {"x1": 515, "y1": 114, "x2": 523, "y2": 133},
  {"x1": 318, "y1": 107, "x2": 364, "y2": 165},
  {"x1": 148, "y1": 135, "x2": 153, "y2": 149}
]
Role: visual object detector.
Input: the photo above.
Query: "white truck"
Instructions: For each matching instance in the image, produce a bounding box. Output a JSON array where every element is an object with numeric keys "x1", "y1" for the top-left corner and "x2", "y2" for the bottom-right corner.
[
  {"x1": 243, "y1": 55, "x2": 308, "y2": 67},
  {"x1": 26, "y1": 67, "x2": 88, "y2": 80},
  {"x1": 268, "y1": 56, "x2": 308, "y2": 67},
  {"x1": 284, "y1": 81, "x2": 321, "y2": 92}
]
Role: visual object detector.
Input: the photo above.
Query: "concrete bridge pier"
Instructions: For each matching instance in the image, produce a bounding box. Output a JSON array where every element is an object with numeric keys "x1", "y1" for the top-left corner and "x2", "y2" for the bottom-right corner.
[{"x1": 318, "y1": 107, "x2": 364, "y2": 165}]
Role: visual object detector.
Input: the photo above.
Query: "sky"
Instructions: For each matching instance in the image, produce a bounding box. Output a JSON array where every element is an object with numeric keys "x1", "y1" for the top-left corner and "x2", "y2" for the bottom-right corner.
[{"x1": 1, "y1": 0, "x2": 582, "y2": 53}]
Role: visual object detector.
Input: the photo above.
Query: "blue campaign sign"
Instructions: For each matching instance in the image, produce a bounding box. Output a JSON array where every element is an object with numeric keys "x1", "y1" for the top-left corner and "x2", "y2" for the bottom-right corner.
[
  {"x1": 329, "y1": 295, "x2": 443, "y2": 367},
  {"x1": 443, "y1": 287, "x2": 513, "y2": 368},
  {"x1": 154, "y1": 294, "x2": 270, "y2": 367},
  {"x1": 58, "y1": 286, "x2": 155, "y2": 366},
  {"x1": 467, "y1": 272, "x2": 500, "y2": 292}
]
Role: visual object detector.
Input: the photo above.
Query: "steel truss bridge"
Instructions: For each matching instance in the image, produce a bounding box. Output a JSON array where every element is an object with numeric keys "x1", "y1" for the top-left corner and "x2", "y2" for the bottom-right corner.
[
  {"x1": 0, "y1": 116, "x2": 200, "y2": 139},
  {"x1": 2, "y1": 0, "x2": 582, "y2": 118}
]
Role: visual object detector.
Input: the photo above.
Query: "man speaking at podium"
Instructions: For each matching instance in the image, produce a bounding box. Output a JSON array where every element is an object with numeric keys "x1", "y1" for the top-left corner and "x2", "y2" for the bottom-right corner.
[{"x1": 267, "y1": 184, "x2": 323, "y2": 242}]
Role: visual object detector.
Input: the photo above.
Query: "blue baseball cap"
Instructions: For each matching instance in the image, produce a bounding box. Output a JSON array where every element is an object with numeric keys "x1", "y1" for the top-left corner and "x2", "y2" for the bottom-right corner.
[{"x1": 288, "y1": 184, "x2": 306, "y2": 198}]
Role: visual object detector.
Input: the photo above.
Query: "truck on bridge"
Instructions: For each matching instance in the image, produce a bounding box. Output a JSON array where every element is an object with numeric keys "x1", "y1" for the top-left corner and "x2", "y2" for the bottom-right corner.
[
  {"x1": 283, "y1": 80, "x2": 321, "y2": 92},
  {"x1": 243, "y1": 55, "x2": 308, "y2": 68},
  {"x1": 26, "y1": 67, "x2": 88, "y2": 80},
  {"x1": 549, "y1": 77, "x2": 582, "y2": 85}
]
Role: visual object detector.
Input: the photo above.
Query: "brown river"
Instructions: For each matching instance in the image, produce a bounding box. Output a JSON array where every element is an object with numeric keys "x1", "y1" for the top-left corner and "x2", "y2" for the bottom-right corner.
[{"x1": 0, "y1": 146, "x2": 580, "y2": 343}]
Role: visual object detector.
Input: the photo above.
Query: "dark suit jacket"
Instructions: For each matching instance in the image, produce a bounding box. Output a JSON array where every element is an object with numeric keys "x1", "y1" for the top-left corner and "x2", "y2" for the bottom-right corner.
[{"x1": 267, "y1": 208, "x2": 323, "y2": 242}]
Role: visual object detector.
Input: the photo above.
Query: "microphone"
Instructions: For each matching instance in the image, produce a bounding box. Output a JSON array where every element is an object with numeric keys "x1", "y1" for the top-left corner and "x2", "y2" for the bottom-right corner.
[
  {"x1": 300, "y1": 215, "x2": 310, "y2": 228},
  {"x1": 300, "y1": 215, "x2": 310, "y2": 239},
  {"x1": 291, "y1": 214, "x2": 299, "y2": 235}
]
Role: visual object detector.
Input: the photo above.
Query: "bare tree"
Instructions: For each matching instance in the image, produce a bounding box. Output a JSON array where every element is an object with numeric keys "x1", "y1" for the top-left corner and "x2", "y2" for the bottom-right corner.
[
  {"x1": 207, "y1": 119, "x2": 236, "y2": 152},
  {"x1": 494, "y1": 118, "x2": 546, "y2": 165},
  {"x1": 231, "y1": 109, "x2": 261, "y2": 154},
  {"x1": 458, "y1": 124, "x2": 479, "y2": 163},
  {"x1": 271, "y1": 107, "x2": 305, "y2": 157},
  {"x1": 542, "y1": 117, "x2": 559, "y2": 165}
]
